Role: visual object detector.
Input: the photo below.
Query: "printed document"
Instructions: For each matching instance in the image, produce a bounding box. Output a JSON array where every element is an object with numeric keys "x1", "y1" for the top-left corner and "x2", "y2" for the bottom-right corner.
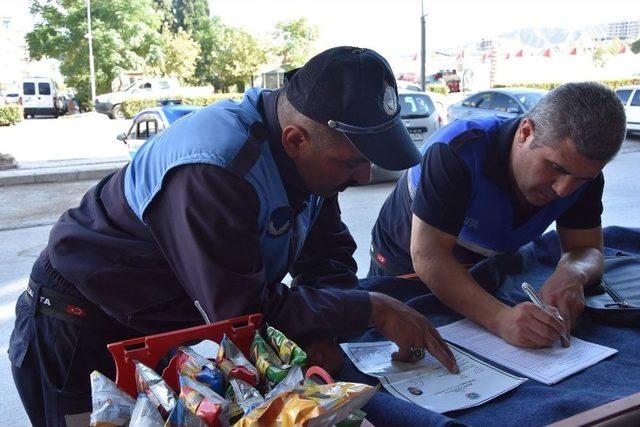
[
  {"x1": 438, "y1": 319, "x2": 617, "y2": 385},
  {"x1": 340, "y1": 341, "x2": 525, "y2": 413}
]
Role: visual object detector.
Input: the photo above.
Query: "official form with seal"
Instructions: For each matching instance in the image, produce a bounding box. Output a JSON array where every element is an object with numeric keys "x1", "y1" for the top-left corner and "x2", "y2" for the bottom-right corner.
[{"x1": 341, "y1": 341, "x2": 526, "y2": 413}]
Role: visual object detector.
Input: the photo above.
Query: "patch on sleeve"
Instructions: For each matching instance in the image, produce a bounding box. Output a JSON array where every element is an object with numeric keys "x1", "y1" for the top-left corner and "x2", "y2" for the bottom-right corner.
[{"x1": 267, "y1": 206, "x2": 294, "y2": 237}]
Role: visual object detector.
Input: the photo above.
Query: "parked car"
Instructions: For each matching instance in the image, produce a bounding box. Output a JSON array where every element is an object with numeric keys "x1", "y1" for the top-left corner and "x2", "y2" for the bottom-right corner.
[
  {"x1": 117, "y1": 102, "x2": 201, "y2": 158},
  {"x1": 447, "y1": 88, "x2": 547, "y2": 122},
  {"x1": 2, "y1": 90, "x2": 22, "y2": 106},
  {"x1": 96, "y1": 77, "x2": 181, "y2": 120},
  {"x1": 372, "y1": 89, "x2": 442, "y2": 182},
  {"x1": 615, "y1": 85, "x2": 640, "y2": 134},
  {"x1": 22, "y1": 77, "x2": 59, "y2": 118}
]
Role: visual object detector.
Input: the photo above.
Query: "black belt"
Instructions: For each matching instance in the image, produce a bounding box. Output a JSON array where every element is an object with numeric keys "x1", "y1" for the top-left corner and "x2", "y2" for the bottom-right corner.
[{"x1": 25, "y1": 279, "x2": 115, "y2": 331}]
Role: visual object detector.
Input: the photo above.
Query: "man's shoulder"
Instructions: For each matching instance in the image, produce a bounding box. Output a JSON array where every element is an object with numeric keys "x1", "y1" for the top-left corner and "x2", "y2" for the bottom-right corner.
[{"x1": 427, "y1": 117, "x2": 503, "y2": 153}]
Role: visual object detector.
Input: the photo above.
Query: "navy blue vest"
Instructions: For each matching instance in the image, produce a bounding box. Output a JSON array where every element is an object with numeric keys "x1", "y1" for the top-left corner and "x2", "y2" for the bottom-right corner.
[
  {"x1": 124, "y1": 88, "x2": 324, "y2": 283},
  {"x1": 407, "y1": 116, "x2": 586, "y2": 257}
]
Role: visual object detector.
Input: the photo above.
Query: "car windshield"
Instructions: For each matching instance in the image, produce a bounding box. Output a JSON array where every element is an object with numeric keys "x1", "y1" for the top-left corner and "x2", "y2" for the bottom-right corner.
[
  {"x1": 515, "y1": 92, "x2": 545, "y2": 111},
  {"x1": 122, "y1": 82, "x2": 139, "y2": 92},
  {"x1": 399, "y1": 94, "x2": 435, "y2": 118}
]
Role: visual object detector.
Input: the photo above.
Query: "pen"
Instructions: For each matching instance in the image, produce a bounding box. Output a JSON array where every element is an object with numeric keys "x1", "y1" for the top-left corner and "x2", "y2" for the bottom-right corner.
[{"x1": 521, "y1": 282, "x2": 571, "y2": 345}]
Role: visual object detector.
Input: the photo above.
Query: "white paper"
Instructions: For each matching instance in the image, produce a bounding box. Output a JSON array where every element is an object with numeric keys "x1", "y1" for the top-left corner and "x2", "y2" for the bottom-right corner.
[
  {"x1": 340, "y1": 341, "x2": 526, "y2": 413},
  {"x1": 437, "y1": 319, "x2": 618, "y2": 385}
]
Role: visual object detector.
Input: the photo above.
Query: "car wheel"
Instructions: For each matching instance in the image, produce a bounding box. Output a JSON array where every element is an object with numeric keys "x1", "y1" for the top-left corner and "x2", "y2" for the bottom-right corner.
[{"x1": 112, "y1": 105, "x2": 126, "y2": 120}]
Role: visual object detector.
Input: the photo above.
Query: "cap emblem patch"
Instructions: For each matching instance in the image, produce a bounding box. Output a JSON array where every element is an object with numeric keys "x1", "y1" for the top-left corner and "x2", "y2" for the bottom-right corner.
[{"x1": 383, "y1": 82, "x2": 397, "y2": 116}]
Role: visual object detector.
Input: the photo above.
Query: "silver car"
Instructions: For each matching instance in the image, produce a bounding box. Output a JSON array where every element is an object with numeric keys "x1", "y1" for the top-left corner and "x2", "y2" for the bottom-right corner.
[
  {"x1": 447, "y1": 88, "x2": 547, "y2": 122},
  {"x1": 372, "y1": 89, "x2": 442, "y2": 182}
]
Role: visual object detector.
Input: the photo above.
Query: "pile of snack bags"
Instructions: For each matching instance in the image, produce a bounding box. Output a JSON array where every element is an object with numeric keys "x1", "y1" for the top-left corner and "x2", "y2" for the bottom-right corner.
[{"x1": 90, "y1": 325, "x2": 375, "y2": 426}]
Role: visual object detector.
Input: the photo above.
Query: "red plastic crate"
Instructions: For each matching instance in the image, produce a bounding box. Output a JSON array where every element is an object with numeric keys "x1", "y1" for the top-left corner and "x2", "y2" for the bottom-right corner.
[{"x1": 107, "y1": 313, "x2": 262, "y2": 397}]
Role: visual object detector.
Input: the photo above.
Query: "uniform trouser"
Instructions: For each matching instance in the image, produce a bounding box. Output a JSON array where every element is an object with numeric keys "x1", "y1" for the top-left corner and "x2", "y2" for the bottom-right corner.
[{"x1": 8, "y1": 256, "x2": 136, "y2": 427}]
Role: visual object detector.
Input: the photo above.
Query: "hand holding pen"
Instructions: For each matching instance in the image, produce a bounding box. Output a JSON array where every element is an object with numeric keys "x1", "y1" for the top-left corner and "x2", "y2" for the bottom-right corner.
[{"x1": 522, "y1": 282, "x2": 571, "y2": 347}]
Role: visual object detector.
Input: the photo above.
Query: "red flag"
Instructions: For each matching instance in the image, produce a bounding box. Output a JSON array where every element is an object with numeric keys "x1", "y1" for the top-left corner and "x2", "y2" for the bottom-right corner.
[
  {"x1": 542, "y1": 48, "x2": 551, "y2": 57},
  {"x1": 515, "y1": 49, "x2": 523, "y2": 57},
  {"x1": 569, "y1": 47, "x2": 577, "y2": 55},
  {"x1": 619, "y1": 45, "x2": 626, "y2": 54}
]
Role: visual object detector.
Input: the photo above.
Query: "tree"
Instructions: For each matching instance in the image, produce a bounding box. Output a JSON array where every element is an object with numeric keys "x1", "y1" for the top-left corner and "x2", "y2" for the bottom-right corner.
[
  {"x1": 593, "y1": 38, "x2": 624, "y2": 67},
  {"x1": 146, "y1": 25, "x2": 200, "y2": 83},
  {"x1": 631, "y1": 38, "x2": 640, "y2": 55},
  {"x1": 27, "y1": 0, "x2": 161, "y2": 108},
  {"x1": 153, "y1": 0, "x2": 174, "y2": 29},
  {"x1": 195, "y1": 18, "x2": 266, "y2": 92},
  {"x1": 272, "y1": 18, "x2": 318, "y2": 71},
  {"x1": 172, "y1": 0, "x2": 210, "y2": 34}
]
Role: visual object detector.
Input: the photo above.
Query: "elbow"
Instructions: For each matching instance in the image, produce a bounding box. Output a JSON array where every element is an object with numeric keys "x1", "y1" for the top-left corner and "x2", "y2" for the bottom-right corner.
[{"x1": 410, "y1": 246, "x2": 446, "y2": 291}]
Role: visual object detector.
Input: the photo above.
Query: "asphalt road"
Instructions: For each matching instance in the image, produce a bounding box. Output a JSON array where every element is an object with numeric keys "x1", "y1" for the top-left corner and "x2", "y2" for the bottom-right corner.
[{"x1": 0, "y1": 134, "x2": 639, "y2": 423}]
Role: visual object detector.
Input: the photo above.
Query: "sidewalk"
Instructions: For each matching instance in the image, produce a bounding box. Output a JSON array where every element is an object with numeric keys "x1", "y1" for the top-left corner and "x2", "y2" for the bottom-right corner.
[{"x1": 0, "y1": 156, "x2": 128, "y2": 186}]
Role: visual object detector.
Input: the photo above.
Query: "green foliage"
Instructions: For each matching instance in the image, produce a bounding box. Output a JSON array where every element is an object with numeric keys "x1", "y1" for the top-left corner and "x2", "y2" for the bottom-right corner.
[
  {"x1": 194, "y1": 18, "x2": 266, "y2": 92},
  {"x1": 120, "y1": 93, "x2": 243, "y2": 118},
  {"x1": 0, "y1": 105, "x2": 24, "y2": 126},
  {"x1": 27, "y1": 0, "x2": 162, "y2": 109},
  {"x1": 172, "y1": 0, "x2": 209, "y2": 33},
  {"x1": 272, "y1": 18, "x2": 319, "y2": 71},
  {"x1": 492, "y1": 78, "x2": 640, "y2": 91},
  {"x1": 593, "y1": 38, "x2": 625, "y2": 67},
  {"x1": 631, "y1": 39, "x2": 640, "y2": 55},
  {"x1": 147, "y1": 25, "x2": 200, "y2": 83},
  {"x1": 426, "y1": 84, "x2": 450, "y2": 95}
]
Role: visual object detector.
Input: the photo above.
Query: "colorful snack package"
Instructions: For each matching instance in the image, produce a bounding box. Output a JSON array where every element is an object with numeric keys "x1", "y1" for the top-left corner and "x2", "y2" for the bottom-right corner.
[
  {"x1": 134, "y1": 360, "x2": 177, "y2": 417},
  {"x1": 179, "y1": 375, "x2": 230, "y2": 427},
  {"x1": 90, "y1": 370, "x2": 136, "y2": 426},
  {"x1": 164, "y1": 398, "x2": 207, "y2": 427},
  {"x1": 130, "y1": 393, "x2": 164, "y2": 427},
  {"x1": 216, "y1": 334, "x2": 259, "y2": 386},
  {"x1": 226, "y1": 378, "x2": 264, "y2": 420},
  {"x1": 249, "y1": 331, "x2": 290, "y2": 386},
  {"x1": 264, "y1": 365, "x2": 304, "y2": 401},
  {"x1": 174, "y1": 346, "x2": 225, "y2": 396},
  {"x1": 266, "y1": 325, "x2": 307, "y2": 366},
  {"x1": 235, "y1": 382, "x2": 376, "y2": 427}
]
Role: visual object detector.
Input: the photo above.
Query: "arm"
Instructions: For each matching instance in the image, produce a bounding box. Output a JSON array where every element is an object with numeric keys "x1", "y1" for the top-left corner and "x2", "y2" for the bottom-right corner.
[
  {"x1": 541, "y1": 174, "x2": 605, "y2": 329},
  {"x1": 411, "y1": 215, "x2": 566, "y2": 347},
  {"x1": 289, "y1": 195, "x2": 359, "y2": 290}
]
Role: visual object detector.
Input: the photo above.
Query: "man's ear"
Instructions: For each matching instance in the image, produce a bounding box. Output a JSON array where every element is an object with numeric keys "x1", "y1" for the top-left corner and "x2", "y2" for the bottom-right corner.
[
  {"x1": 517, "y1": 118, "x2": 534, "y2": 147},
  {"x1": 281, "y1": 125, "x2": 308, "y2": 159}
]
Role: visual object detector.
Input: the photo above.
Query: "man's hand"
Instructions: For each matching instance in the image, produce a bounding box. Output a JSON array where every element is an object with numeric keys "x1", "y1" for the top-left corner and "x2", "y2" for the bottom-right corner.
[
  {"x1": 496, "y1": 302, "x2": 568, "y2": 348},
  {"x1": 369, "y1": 292, "x2": 459, "y2": 373},
  {"x1": 540, "y1": 271, "x2": 585, "y2": 331},
  {"x1": 303, "y1": 337, "x2": 344, "y2": 376}
]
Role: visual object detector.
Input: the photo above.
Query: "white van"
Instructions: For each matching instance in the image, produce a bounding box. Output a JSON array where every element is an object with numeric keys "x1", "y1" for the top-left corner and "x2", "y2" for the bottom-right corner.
[
  {"x1": 616, "y1": 86, "x2": 640, "y2": 134},
  {"x1": 22, "y1": 77, "x2": 58, "y2": 118}
]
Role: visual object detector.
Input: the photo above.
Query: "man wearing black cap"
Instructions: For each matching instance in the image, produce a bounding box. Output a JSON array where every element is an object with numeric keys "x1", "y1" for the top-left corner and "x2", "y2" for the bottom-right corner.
[{"x1": 9, "y1": 46, "x2": 458, "y2": 424}]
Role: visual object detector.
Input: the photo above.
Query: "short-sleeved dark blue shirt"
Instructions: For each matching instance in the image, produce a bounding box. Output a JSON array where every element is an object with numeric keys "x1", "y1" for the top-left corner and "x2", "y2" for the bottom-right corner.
[{"x1": 370, "y1": 117, "x2": 604, "y2": 275}]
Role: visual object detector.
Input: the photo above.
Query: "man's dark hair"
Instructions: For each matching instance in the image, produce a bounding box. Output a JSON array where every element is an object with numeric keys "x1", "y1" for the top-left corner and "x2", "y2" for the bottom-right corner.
[{"x1": 525, "y1": 82, "x2": 626, "y2": 162}]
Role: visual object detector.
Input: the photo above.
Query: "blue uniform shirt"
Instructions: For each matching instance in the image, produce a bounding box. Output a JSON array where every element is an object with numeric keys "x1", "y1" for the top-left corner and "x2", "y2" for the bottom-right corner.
[{"x1": 370, "y1": 116, "x2": 604, "y2": 275}]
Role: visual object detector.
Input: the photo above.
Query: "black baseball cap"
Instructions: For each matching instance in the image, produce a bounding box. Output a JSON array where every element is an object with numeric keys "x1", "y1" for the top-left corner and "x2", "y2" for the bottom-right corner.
[{"x1": 283, "y1": 46, "x2": 422, "y2": 171}]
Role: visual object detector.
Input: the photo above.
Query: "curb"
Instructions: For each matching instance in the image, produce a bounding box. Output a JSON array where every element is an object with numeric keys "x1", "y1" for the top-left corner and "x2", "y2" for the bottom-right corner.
[{"x1": 0, "y1": 160, "x2": 128, "y2": 186}]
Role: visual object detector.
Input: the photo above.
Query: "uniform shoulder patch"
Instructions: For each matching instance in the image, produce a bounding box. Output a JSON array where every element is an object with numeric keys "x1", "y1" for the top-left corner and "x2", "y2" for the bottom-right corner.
[{"x1": 267, "y1": 206, "x2": 293, "y2": 237}]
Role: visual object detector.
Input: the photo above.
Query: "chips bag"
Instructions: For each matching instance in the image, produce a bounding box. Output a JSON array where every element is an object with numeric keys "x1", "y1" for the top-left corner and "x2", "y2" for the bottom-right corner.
[
  {"x1": 134, "y1": 360, "x2": 177, "y2": 417},
  {"x1": 264, "y1": 365, "x2": 304, "y2": 402},
  {"x1": 89, "y1": 370, "x2": 136, "y2": 426},
  {"x1": 249, "y1": 331, "x2": 290, "y2": 386},
  {"x1": 226, "y1": 378, "x2": 264, "y2": 421},
  {"x1": 216, "y1": 334, "x2": 259, "y2": 386},
  {"x1": 130, "y1": 393, "x2": 164, "y2": 427},
  {"x1": 236, "y1": 382, "x2": 376, "y2": 427},
  {"x1": 266, "y1": 325, "x2": 307, "y2": 366},
  {"x1": 174, "y1": 346, "x2": 225, "y2": 396},
  {"x1": 179, "y1": 375, "x2": 229, "y2": 427},
  {"x1": 164, "y1": 399, "x2": 207, "y2": 427}
]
